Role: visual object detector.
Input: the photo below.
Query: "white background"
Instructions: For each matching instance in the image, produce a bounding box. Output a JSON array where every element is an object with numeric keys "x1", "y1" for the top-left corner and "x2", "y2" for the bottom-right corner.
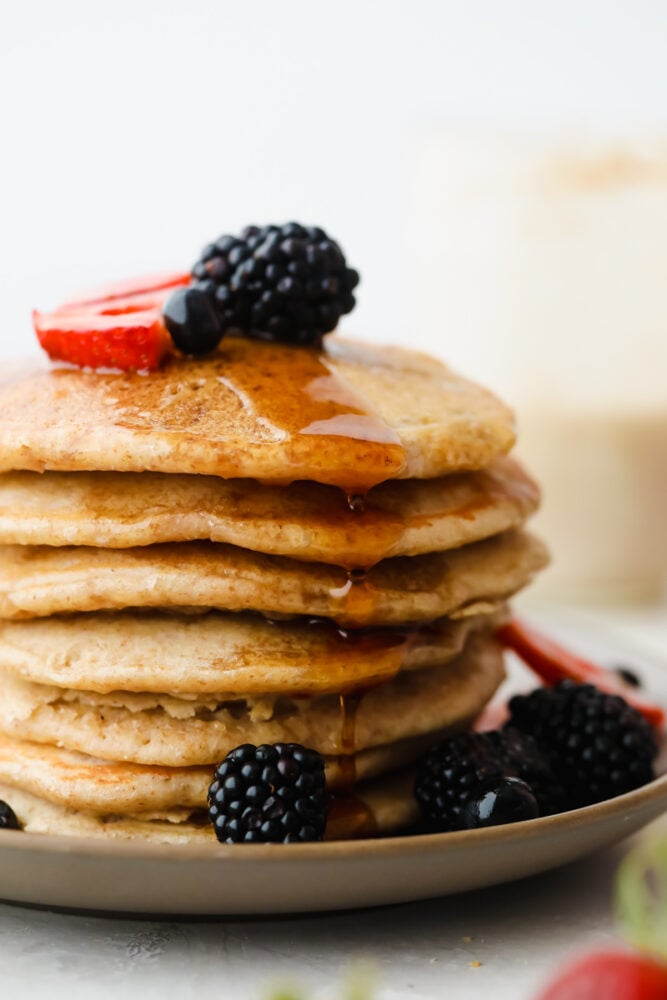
[{"x1": 1, "y1": 0, "x2": 666, "y2": 367}]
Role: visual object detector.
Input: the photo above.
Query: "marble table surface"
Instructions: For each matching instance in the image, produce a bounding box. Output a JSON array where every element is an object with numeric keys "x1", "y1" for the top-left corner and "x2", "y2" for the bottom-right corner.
[{"x1": 0, "y1": 600, "x2": 665, "y2": 1000}]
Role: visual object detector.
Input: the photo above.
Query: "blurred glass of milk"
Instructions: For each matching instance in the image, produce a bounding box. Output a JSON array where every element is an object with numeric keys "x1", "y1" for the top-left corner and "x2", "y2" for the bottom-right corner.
[{"x1": 407, "y1": 130, "x2": 667, "y2": 602}]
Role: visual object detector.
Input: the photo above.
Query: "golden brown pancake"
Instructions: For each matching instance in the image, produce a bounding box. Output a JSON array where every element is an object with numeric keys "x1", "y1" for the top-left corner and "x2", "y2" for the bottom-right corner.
[
  {"x1": 0, "y1": 769, "x2": 418, "y2": 842},
  {"x1": 0, "y1": 783, "x2": 215, "y2": 844},
  {"x1": 0, "y1": 530, "x2": 548, "y2": 624},
  {"x1": 0, "y1": 457, "x2": 538, "y2": 563},
  {"x1": 0, "y1": 609, "x2": 501, "y2": 695},
  {"x1": 0, "y1": 338, "x2": 515, "y2": 490},
  {"x1": 0, "y1": 632, "x2": 504, "y2": 766},
  {"x1": 0, "y1": 334, "x2": 544, "y2": 845},
  {"x1": 0, "y1": 729, "x2": 456, "y2": 810}
]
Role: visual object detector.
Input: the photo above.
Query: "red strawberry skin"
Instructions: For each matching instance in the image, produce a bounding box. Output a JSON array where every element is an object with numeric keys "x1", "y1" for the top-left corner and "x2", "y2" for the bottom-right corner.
[
  {"x1": 58, "y1": 271, "x2": 190, "y2": 311},
  {"x1": 498, "y1": 619, "x2": 665, "y2": 727},
  {"x1": 33, "y1": 271, "x2": 192, "y2": 372},
  {"x1": 33, "y1": 309, "x2": 170, "y2": 372},
  {"x1": 536, "y1": 951, "x2": 667, "y2": 1000}
]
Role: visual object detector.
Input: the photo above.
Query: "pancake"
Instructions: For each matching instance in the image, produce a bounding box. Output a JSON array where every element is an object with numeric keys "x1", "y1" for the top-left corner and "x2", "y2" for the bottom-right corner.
[
  {"x1": 0, "y1": 530, "x2": 548, "y2": 624},
  {"x1": 0, "y1": 609, "x2": 501, "y2": 695},
  {"x1": 0, "y1": 306, "x2": 546, "y2": 848},
  {"x1": 0, "y1": 457, "x2": 538, "y2": 563},
  {"x1": 0, "y1": 734, "x2": 208, "y2": 813},
  {"x1": 0, "y1": 338, "x2": 515, "y2": 491},
  {"x1": 0, "y1": 784, "x2": 213, "y2": 844},
  {"x1": 0, "y1": 728, "x2": 457, "y2": 813},
  {"x1": 0, "y1": 631, "x2": 504, "y2": 766},
  {"x1": 0, "y1": 768, "x2": 418, "y2": 842}
]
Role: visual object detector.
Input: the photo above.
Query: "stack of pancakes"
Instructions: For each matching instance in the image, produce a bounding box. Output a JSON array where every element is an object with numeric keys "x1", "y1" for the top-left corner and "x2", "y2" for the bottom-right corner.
[{"x1": 0, "y1": 338, "x2": 547, "y2": 842}]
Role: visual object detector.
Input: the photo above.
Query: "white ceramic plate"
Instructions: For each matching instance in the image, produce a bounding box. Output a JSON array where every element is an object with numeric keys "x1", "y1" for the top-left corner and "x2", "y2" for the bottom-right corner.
[{"x1": 0, "y1": 610, "x2": 664, "y2": 915}]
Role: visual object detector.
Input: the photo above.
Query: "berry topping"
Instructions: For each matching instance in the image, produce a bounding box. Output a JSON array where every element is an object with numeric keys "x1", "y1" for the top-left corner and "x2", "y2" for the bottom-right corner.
[
  {"x1": 189, "y1": 222, "x2": 359, "y2": 347},
  {"x1": 33, "y1": 272, "x2": 190, "y2": 372},
  {"x1": 462, "y1": 777, "x2": 540, "y2": 828},
  {"x1": 498, "y1": 618, "x2": 665, "y2": 726},
  {"x1": 414, "y1": 728, "x2": 563, "y2": 832},
  {"x1": 496, "y1": 726, "x2": 567, "y2": 814},
  {"x1": 208, "y1": 743, "x2": 328, "y2": 844},
  {"x1": 162, "y1": 286, "x2": 223, "y2": 357},
  {"x1": 0, "y1": 801, "x2": 20, "y2": 831},
  {"x1": 507, "y1": 681, "x2": 658, "y2": 809},
  {"x1": 33, "y1": 309, "x2": 170, "y2": 373}
]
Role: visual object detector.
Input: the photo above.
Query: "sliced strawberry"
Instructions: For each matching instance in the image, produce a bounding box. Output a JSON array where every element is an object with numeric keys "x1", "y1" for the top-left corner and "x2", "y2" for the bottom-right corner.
[
  {"x1": 473, "y1": 699, "x2": 509, "y2": 732},
  {"x1": 33, "y1": 309, "x2": 170, "y2": 372},
  {"x1": 535, "y1": 950, "x2": 667, "y2": 1000},
  {"x1": 80, "y1": 291, "x2": 174, "y2": 317},
  {"x1": 498, "y1": 618, "x2": 665, "y2": 728},
  {"x1": 58, "y1": 271, "x2": 190, "y2": 312}
]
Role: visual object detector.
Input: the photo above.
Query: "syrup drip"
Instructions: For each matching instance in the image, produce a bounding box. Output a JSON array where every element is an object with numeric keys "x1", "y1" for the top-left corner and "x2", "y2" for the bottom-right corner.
[
  {"x1": 329, "y1": 484, "x2": 393, "y2": 822},
  {"x1": 209, "y1": 338, "x2": 407, "y2": 492},
  {"x1": 285, "y1": 615, "x2": 415, "y2": 839},
  {"x1": 326, "y1": 792, "x2": 378, "y2": 840},
  {"x1": 346, "y1": 493, "x2": 366, "y2": 514},
  {"x1": 277, "y1": 617, "x2": 423, "y2": 694},
  {"x1": 324, "y1": 467, "x2": 438, "y2": 836},
  {"x1": 330, "y1": 461, "x2": 538, "y2": 568},
  {"x1": 323, "y1": 606, "x2": 428, "y2": 839},
  {"x1": 338, "y1": 690, "x2": 362, "y2": 791},
  {"x1": 324, "y1": 690, "x2": 380, "y2": 841},
  {"x1": 335, "y1": 488, "x2": 411, "y2": 567},
  {"x1": 328, "y1": 567, "x2": 379, "y2": 627}
]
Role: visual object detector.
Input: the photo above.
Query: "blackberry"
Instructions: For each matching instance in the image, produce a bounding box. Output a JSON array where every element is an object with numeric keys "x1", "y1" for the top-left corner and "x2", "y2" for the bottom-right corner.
[
  {"x1": 190, "y1": 222, "x2": 359, "y2": 347},
  {"x1": 507, "y1": 681, "x2": 658, "y2": 809},
  {"x1": 208, "y1": 742, "x2": 328, "y2": 844},
  {"x1": 0, "y1": 801, "x2": 20, "y2": 830},
  {"x1": 491, "y1": 727, "x2": 567, "y2": 815},
  {"x1": 414, "y1": 728, "x2": 563, "y2": 832}
]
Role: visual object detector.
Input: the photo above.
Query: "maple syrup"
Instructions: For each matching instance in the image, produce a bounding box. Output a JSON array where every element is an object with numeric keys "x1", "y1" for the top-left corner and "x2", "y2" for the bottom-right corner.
[
  {"x1": 326, "y1": 792, "x2": 378, "y2": 839},
  {"x1": 325, "y1": 691, "x2": 381, "y2": 840},
  {"x1": 320, "y1": 478, "x2": 413, "y2": 818},
  {"x1": 327, "y1": 567, "x2": 380, "y2": 627},
  {"x1": 264, "y1": 615, "x2": 427, "y2": 695},
  {"x1": 346, "y1": 493, "x2": 366, "y2": 514},
  {"x1": 2, "y1": 339, "x2": 409, "y2": 492},
  {"x1": 326, "y1": 619, "x2": 426, "y2": 832},
  {"x1": 205, "y1": 338, "x2": 408, "y2": 492}
]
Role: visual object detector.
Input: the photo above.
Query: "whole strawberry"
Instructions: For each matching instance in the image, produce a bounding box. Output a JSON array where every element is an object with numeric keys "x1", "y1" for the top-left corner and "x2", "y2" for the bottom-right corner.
[{"x1": 536, "y1": 950, "x2": 667, "y2": 1000}]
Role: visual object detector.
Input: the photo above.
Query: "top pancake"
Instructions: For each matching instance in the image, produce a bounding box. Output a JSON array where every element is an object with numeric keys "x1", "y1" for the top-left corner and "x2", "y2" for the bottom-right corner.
[{"x1": 0, "y1": 337, "x2": 515, "y2": 490}]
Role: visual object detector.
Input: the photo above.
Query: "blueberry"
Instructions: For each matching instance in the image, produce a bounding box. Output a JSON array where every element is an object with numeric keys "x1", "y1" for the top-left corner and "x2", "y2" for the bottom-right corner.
[
  {"x1": 0, "y1": 801, "x2": 20, "y2": 831},
  {"x1": 162, "y1": 286, "x2": 223, "y2": 357},
  {"x1": 462, "y1": 778, "x2": 540, "y2": 829}
]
